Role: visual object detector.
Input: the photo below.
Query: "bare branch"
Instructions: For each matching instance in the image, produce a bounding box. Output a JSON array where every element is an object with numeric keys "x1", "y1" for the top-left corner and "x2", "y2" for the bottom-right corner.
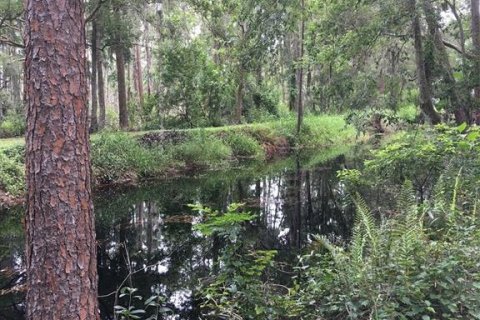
[{"x1": 442, "y1": 40, "x2": 476, "y2": 60}]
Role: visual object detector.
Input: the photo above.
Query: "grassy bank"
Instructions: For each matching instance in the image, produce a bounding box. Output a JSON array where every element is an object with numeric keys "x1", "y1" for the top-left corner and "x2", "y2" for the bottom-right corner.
[{"x1": 0, "y1": 115, "x2": 358, "y2": 202}]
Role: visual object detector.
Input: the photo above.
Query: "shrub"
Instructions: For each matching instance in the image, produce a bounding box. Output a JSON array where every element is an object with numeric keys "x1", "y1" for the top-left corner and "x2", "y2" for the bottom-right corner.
[
  {"x1": 397, "y1": 103, "x2": 419, "y2": 123},
  {"x1": 0, "y1": 151, "x2": 24, "y2": 195},
  {"x1": 171, "y1": 133, "x2": 232, "y2": 167},
  {"x1": 294, "y1": 185, "x2": 480, "y2": 319},
  {"x1": 0, "y1": 114, "x2": 25, "y2": 138},
  {"x1": 222, "y1": 132, "x2": 265, "y2": 160},
  {"x1": 91, "y1": 133, "x2": 163, "y2": 182}
]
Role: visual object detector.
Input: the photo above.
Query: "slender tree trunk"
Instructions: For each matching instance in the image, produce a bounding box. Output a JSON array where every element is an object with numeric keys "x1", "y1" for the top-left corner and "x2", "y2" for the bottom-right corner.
[
  {"x1": 472, "y1": 0, "x2": 480, "y2": 117},
  {"x1": 144, "y1": 22, "x2": 152, "y2": 96},
  {"x1": 289, "y1": 32, "x2": 299, "y2": 112},
  {"x1": 91, "y1": 20, "x2": 99, "y2": 132},
  {"x1": 296, "y1": 0, "x2": 305, "y2": 134},
  {"x1": 235, "y1": 66, "x2": 245, "y2": 123},
  {"x1": 423, "y1": 0, "x2": 468, "y2": 124},
  {"x1": 97, "y1": 50, "x2": 106, "y2": 130},
  {"x1": 115, "y1": 42, "x2": 128, "y2": 129},
  {"x1": 409, "y1": 0, "x2": 442, "y2": 124},
  {"x1": 97, "y1": 15, "x2": 106, "y2": 130},
  {"x1": 24, "y1": 0, "x2": 98, "y2": 318},
  {"x1": 234, "y1": 21, "x2": 248, "y2": 124},
  {"x1": 127, "y1": 61, "x2": 132, "y2": 106},
  {"x1": 134, "y1": 45, "x2": 144, "y2": 110}
]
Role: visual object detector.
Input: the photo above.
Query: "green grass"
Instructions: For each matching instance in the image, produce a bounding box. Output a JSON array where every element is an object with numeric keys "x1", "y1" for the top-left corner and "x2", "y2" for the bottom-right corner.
[
  {"x1": 0, "y1": 137, "x2": 23, "y2": 150},
  {"x1": 0, "y1": 115, "x2": 358, "y2": 195}
]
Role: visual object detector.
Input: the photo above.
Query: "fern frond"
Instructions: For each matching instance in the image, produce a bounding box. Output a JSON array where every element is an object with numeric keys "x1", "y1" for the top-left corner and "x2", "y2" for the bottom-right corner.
[
  {"x1": 352, "y1": 193, "x2": 379, "y2": 255},
  {"x1": 450, "y1": 167, "x2": 463, "y2": 214},
  {"x1": 397, "y1": 180, "x2": 416, "y2": 215},
  {"x1": 349, "y1": 223, "x2": 365, "y2": 267}
]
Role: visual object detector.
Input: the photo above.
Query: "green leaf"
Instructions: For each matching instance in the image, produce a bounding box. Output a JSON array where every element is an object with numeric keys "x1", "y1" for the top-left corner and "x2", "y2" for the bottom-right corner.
[
  {"x1": 456, "y1": 122, "x2": 467, "y2": 133},
  {"x1": 466, "y1": 131, "x2": 479, "y2": 141}
]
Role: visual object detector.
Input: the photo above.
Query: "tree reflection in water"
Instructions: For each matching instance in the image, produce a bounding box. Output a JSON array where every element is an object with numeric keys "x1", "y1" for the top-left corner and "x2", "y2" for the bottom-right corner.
[{"x1": 0, "y1": 151, "x2": 364, "y2": 319}]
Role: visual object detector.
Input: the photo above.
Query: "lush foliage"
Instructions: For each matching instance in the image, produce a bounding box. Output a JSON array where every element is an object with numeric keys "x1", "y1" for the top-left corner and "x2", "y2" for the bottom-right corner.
[
  {"x1": 0, "y1": 115, "x2": 354, "y2": 191},
  {"x1": 0, "y1": 113, "x2": 25, "y2": 139},
  {"x1": 192, "y1": 203, "x2": 289, "y2": 319},
  {"x1": 0, "y1": 145, "x2": 24, "y2": 195},
  {"x1": 293, "y1": 183, "x2": 480, "y2": 319}
]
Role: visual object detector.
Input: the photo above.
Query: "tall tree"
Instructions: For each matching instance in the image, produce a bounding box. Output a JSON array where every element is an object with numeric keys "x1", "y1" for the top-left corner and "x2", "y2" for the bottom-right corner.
[
  {"x1": 296, "y1": 0, "x2": 305, "y2": 134},
  {"x1": 112, "y1": 5, "x2": 129, "y2": 129},
  {"x1": 97, "y1": 11, "x2": 106, "y2": 130},
  {"x1": 91, "y1": 20, "x2": 99, "y2": 132},
  {"x1": 472, "y1": 0, "x2": 480, "y2": 107},
  {"x1": 134, "y1": 44, "x2": 144, "y2": 112},
  {"x1": 24, "y1": 0, "x2": 98, "y2": 318},
  {"x1": 409, "y1": 0, "x2": 442, "y2": 124},
  {"x1": 423, "y1": 0, "x2": 468, "y2": 123}
]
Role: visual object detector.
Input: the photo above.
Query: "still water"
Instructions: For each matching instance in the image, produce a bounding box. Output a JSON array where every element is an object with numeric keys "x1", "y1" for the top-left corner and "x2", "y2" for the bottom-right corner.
[{"x1": 0, "y1": 148, "x2": 366, "y2": 319}]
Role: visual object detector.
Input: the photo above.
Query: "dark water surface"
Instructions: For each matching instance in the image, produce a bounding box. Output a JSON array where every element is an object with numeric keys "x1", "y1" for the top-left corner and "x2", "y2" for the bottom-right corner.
[{"x1": 0, "y1": 147, "x2": 367, "y2": 319}]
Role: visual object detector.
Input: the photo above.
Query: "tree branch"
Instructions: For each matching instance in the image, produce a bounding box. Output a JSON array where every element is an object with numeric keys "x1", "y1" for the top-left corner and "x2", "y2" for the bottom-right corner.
[{"x1": 442, "y1": 40, "x2": 476, "y2": 60}]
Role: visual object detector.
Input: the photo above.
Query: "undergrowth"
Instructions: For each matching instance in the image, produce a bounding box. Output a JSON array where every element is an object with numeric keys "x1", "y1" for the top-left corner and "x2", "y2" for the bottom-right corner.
[{"x1": 0, "y1": 115, "x2": 355, "y2": 191}]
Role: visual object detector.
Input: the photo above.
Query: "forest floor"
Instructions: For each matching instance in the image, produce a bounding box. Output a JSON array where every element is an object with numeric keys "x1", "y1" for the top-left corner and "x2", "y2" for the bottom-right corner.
[{"x1": 0, "y1": 114, "x2": 364, "y2": 208}]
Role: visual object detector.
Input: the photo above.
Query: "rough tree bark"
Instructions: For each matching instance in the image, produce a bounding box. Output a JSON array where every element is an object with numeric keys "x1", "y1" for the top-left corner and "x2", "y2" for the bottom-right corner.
[
  {"x1": 409, "y1": 0, "x2": 442, "y2": 124},
  {"x1": 24, "y1": 0, "x2": 98, "y2": 319},
  {"x1": 91, "y1": 20, "x2": 99, "y2": 132}
]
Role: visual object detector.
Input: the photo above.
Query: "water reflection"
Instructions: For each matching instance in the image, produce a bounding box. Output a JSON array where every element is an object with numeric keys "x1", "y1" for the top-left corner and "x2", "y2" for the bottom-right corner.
[{"x1": 0, "y1": 151, "x2": 362, "y2": 319}]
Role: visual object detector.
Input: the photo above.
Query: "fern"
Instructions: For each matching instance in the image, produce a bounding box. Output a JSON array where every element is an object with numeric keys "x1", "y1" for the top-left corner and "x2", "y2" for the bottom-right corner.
[
  {"x1": 352, "y1": 193, "x2": 379, "y2": 256},
  {"x1": 450, "y1": 167, "x2": 463, "y2": 215},
  {"x1": 389, "y1": 181, "x2": 426, "y2": 273}
]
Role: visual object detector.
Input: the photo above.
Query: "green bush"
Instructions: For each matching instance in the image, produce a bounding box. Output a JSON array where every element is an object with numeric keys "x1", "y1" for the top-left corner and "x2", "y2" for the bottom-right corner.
[
  {"x1": 222, "y1": 132, "x2": 265, "y2": 160},
  {"x1": 171, "y1": 134, "x2": 232, "y2": 166},
  {"x1": 0, "y1": 114, "x2": 25, "y2": 138},
  {"x1": 0, "y1": 151, "x2": 24, "y2": 195},
  {"x1": 91, "y1": 133, "x2": 163, "y2": 181},
  {"x1": 362, "y1": 124, "x2": 480, "y2": 200},
  {"x1": 397, "y1": 103, "x2": 419, "y2": 123}
]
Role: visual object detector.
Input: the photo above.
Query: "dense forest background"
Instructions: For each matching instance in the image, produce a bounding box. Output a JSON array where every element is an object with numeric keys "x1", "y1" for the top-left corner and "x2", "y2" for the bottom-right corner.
[{"x1": 0, "y1": 0, "x2": 479, "y2": 137}]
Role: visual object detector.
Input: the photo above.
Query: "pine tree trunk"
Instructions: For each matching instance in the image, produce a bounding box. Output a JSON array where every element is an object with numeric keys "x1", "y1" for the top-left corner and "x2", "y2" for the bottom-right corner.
[
  {"x1": 115, "y1": 42, "x2": 129, "y2": 129},
  {"x1": 235, "y1": 66, "x2": 245, "y2": 124},
  {"x1": 134, "y1": 45, "x2": 144, "y2": 110},
  {"x1": 409, "y1": 0, "x2": 442, "y2": 124},
  {"x1": 472, "y1": 0, "x2": 480, "y2": 108},
  {"x1": 296, "y1": 0, "x2": 305, "y2": 135},
  {"x1": 97, "y1": 50, "x2": 106, "y2": 129},
  {"x1": 97, "y1": 15, "x2": 106, "y2": 130},
  {"x1": 144, "y1": 22, "x2": 152, "y2": 96},
  {"x1": 24, "y1": 0, "x2": 98, "y2": 318},
  {"x1": 91, "y1": 20, "x2": 99, "y2": 132}
]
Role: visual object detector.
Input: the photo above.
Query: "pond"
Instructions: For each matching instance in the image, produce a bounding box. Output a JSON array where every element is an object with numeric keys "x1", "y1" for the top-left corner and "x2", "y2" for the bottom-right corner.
[{"x1": 0, "y1": 145, "x2": 367, "y2": 319}]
